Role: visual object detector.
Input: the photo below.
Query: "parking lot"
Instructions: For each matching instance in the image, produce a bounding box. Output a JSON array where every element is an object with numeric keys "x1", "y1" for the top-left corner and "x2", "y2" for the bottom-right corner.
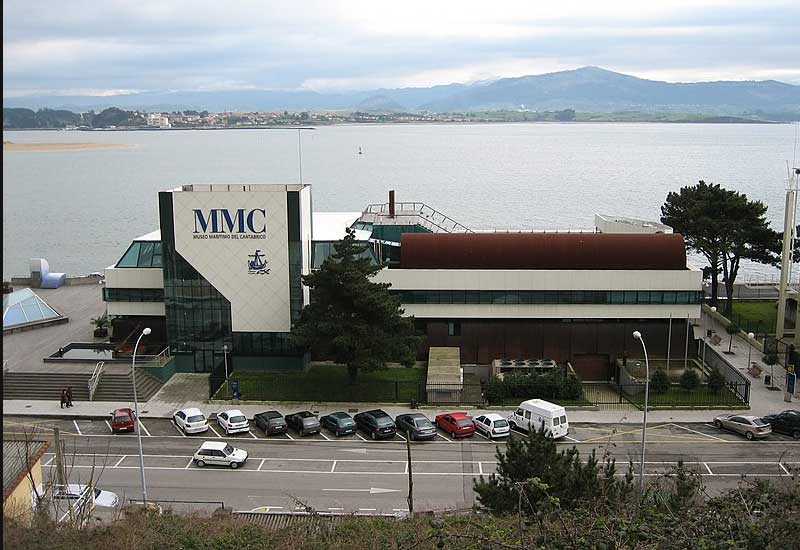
[{"x1": 4, "y1": 415, "x2": 799, "y2": 445}]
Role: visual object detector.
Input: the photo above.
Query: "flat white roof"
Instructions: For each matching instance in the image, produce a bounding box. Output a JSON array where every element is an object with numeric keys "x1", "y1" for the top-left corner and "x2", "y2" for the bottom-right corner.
[
  {"x1": 520, "y1": 399, "x2": 565, "y2": 412},
  {"x1": 199, "y1": 441, "x2": 228, "y2": 450},
  {"x1": 312, "y1": 212, "x2": 371, "y2": 241},
  {"x1": 134, "y1": 230, "x2": 161, "y2": 242}
]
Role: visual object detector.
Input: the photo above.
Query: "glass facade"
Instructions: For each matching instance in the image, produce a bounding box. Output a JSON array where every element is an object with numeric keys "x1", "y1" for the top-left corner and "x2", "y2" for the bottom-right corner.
[
  {"x1": 116, "y1": 241, "x2": 163, "y2": 268},
  {"x1": 103, "y1": 288, "x2": 165, "y2": 302},
  {"x1": 391, "y1": 289, "x2": 703, "y2": 305}
]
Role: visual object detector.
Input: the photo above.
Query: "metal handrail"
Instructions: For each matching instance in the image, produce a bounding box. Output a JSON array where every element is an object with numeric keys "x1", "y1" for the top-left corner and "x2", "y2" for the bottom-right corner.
[
  {"x1": 360, "y1": 201, "x2": 472, "y2": 233},
  {"x1": 88, "y1": 361, "x2": 104, "y2": 401}
]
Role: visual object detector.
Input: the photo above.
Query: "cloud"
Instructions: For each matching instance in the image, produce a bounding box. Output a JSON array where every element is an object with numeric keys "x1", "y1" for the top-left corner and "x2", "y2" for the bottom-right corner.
[{"x1": 3, "y1": 0, "x2": 799, "y2": 97}]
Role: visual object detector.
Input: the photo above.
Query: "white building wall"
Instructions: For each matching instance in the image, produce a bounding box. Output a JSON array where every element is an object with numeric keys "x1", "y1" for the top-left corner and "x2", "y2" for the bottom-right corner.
[
  {"x1": 104, "y1": 266, "x2": 164, "y2": 289},
  {"x1": 107, "y1": 302, "x2": 165, "y2": 317}
]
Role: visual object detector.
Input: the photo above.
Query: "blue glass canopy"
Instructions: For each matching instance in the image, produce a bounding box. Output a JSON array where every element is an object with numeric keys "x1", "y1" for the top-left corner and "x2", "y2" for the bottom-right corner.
[{"x1": 2, "y1": 288, "x2": 63, "y2": 329}]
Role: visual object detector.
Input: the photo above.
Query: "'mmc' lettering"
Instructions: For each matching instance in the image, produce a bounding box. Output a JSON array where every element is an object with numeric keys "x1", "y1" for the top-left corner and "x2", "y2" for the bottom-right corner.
[{"x1": 193, "y1": 208, "x2": 267, "y2": 234}]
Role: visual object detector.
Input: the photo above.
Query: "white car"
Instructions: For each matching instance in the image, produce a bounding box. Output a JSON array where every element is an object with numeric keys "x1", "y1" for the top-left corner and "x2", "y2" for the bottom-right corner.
[
  {"x1": 474, "y1": 413, "x2": 511, "y2": 438},
  {"x1": 173, "y1": 407, "x2": 209, "y2": 434},
  {"x1": 193, "y1": 441, "x2": 248, "y2": 469},
  {"x1": 217, "y1": 409, "x2": 249, "y2": 435},
  {"x1": 32, "y1": 483, "x2": 119, "y2": 510}
]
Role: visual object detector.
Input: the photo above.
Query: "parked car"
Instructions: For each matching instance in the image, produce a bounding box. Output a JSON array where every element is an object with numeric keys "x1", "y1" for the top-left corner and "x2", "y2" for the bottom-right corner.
[
  {"x1": 285, "y1": 411, "x2": 321, "y2": 436},
  {"x1": 254, "y1": 410, "x2": 288, "y2": 435},
  {"x1": 110, "y1": 407, "x2": 136, "y2": 433},
  {"x1": 761, "y1": 410, "x2": 800, "y2": 439},
  {"x1": 216, "y1": 409, "x2": 249, "y2": 435},
  {"x1": 192, "y1": 441, "x2": 248, "y2": 469},
  {"x1": 320, "y1": 412, "x2": 357, "y2": 436},
  {"x1": 434, "y1": 412, "x2": 475, "y2": 438},
  {"x1": 354, "y1": 409, "x2": 397, "y2": 440},
  {"x1": 474, "y1": 413, "x2": 511, "y2": 439},
  {"x1": 507, "y1": 399, "x2": 569, "y2": 439},
  {"x1": 395, "y1": 413, "x2": 437, "y2": 441},
  {"x1": 33, "y1": 483, "x2": 119, "y2": 511},
  {"x1": 713, "y1": 414, "x2": 772, "y2": 440},
  {"x1": 173, "y1": 408, "x2": 209, "y2": 434}
]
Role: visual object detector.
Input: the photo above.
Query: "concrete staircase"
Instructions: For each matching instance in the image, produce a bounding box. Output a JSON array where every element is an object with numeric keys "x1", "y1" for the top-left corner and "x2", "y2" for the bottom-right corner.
[{"x1": 2, "y1": 370, "x2": 163, "y2": 403}]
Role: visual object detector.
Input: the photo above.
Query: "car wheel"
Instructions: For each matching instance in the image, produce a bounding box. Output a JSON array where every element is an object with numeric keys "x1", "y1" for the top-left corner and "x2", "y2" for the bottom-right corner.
[
  {"x1": 745, "y1": 431, "x2": 754, "y2": 441},
  {"x1": 195, "y1": 460, "x2": 205, "y2": 468},
  {"x1": 793, "y1": 430, "x2": 800, "y2": 440},
  {"x1": 509, "y1": 421, "x2": 517, "y2": 430},
  {"x1": 230, "y1": 461, "x2": 239, "y2": 469},
  {"x1": 713, "y1": 420, "x2": 722, "y2": 429},
  {"x1": 371, "y1": 431, "x2": 376, "y2": 440}
]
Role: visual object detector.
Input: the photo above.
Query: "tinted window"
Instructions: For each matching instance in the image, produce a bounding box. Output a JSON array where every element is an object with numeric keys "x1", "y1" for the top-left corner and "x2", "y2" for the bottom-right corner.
[
  {"x1": 524, "y1": 411, "x2": 531, "y2": 419},
  {"x1": 494, "y1": 419, "x2": 509, "y2": 428},
  {"x1": 223, "y1": 444, "x2": 234, "y2": 455},
  {"x1": 730, "y1": 417, "x2": 747, "y2": 424},
  {"x1": 230, "y1": 415, "x2": 246, "y2": 423},
  {"x1": 553, "y1": 417, "x2": 560, "y2": 426},
  {"x1": 456, "y1": 419, "x2": 473, "y2": 427},
  {"x1": 414, "y1": 419, "x2": 432, "y2": 428},
  {"x1": 515, "y1": 409, "x2": 524, "y2": 416},
  {"x1": 560, "y1": 415, "x2": 567, "y2": 424},
  {"x1": 375, "y1": 416, "x2": 394, "y2": 426},
  {"x1": 114, "y1": 415, "x2": 131, "y2": 422},
  {"x1": 177, "y1": 411, "x2": 186, "y2": 419},
  {"x1": 188, "y1": 415, "x2": 205, "y2": 423}
]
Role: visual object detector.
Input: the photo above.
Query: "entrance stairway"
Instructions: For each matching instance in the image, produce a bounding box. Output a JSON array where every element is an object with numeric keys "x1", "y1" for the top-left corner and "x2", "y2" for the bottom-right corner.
[{"x1": 2, "y1": 370, "x2": 163, "y2": 402}]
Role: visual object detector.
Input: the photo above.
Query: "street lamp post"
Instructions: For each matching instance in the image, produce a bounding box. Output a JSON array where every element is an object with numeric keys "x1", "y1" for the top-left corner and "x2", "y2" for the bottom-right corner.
[
  {"x1": 132, "y1": 327, "x2": 151, "y2": 503},
  {"x1": 702, "y1": 306, "x2": 717, "y2": 368},
  {"x1": 746, "y1": 332, "x2": 755, "y2": 370},
  {"x1": 632, "y1": 330, "x2": 650, "y2": 500},
  {"x1": 223, "y1": 344, "x2": 229, "y2": 395}
]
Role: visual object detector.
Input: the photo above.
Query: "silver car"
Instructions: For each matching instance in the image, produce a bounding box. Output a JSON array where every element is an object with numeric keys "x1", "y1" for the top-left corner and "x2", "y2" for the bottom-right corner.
[{"x1": 713, "y1": 414, "x2": 772, "y2": 440}]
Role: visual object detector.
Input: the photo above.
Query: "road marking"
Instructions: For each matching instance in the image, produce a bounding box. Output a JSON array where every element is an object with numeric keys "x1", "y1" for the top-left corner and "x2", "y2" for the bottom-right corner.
[
  {"x1": 138, "y1": 419, "x2": 151, "y2": 437},
  {"x1": 404, "y1": 461, "x2": 408, "y2": 474},
  {"x1": 284, "y1": 432, "x2": 294, "y2": 440},
  {"x1": 359, "y1": 508, "x2": 377, "y2": 511},
  {"x1": 258, "y1": 459, "x2": 266, "y2": 471},
  {"x1": 171, "y1": 420, "x2": 186, "y2": 437},
  {"x1": 356, "y1": 433, "x2": 368, "y2": 442},
  {"x1": 331, "y1": 460, "x2": 337, "y2": 473},
  {"x1": 564, "y1": 435, "x2": 580, "y2": 443},
  {"x1": 393, "y1": 509, "x2": 409, "y2": 512},
  {"x1": 322, "y1": 488, "x2": 400, "y2": 494},
  {"x1": 248, "y1": 431, "x2": 258, "y2": 439},
  {"x1": 473, "y1": 431, "x2": 491, "y2": 441},
  {"x1": 44, "y1": 456, "x2": 55, "y2": 467},
  {"x1": 320, "y1": 431, "x2": 331, "y2": 441},
  {"x1": 478, "y1": 462, "x2": 484, "y2": 475},
  {"x1": 437, "y1": 433, "x2": 453, "y2": 442},
  {"x1": 113, "y1": 456, "x2": 127, "y2": 468},
  {"x1": 208, "y1": 425, "x2": 223, "y2": 438},
  {"x1": 105, "y1": 420, "x2": 113, "y2": 432},
  {"x1": 184, "y1": 458, "x2": 194, "y2": 469},
  {"x1": 72, "y1": 420, "x2": 82, "y2": 436},
  {"x1": 669, "y1": 423, "x2": 728, "y2": 442},
  {"x1": 779, "y1": 463, "x2": 790, "y2": 475},
  {"x1": 704, "y1": 462, "x2": 714, "y2": 475},
  {"x1": 396, "y1": 433, "x2": 406, "y2": 441}
]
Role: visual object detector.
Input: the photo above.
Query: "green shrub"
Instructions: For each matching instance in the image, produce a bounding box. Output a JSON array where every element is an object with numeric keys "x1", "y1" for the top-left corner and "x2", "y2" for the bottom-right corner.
[
  {"x1": 679, "y1": 368, "x2": 700, "y2": 390},
  {"x1": 484, "y1": 370, "x2": 583, "y2": 404},
  {"x1": 650, "y1": 369, "x2": 670, "y2": 394},
  {"x1": 562, "y1": 374, "x2": 583, "y2": 400},
  {"x1": 708, "y1": 368, "x2": 725, "y2": 393}
]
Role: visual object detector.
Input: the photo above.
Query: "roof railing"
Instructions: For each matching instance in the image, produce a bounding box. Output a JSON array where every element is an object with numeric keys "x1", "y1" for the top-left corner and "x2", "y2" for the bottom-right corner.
[{"x1": 360, "y1": 202, "x2": 472, "y2": 233}]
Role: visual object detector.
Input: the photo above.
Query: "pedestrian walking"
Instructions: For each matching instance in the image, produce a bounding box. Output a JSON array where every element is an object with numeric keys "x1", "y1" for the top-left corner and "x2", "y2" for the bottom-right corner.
[
  {"x1": 66, "y1": 386, "x2": 74, "y2": 408},
  {"x1": 60, "y1": 388, "x2": 68, "y2": 409}
]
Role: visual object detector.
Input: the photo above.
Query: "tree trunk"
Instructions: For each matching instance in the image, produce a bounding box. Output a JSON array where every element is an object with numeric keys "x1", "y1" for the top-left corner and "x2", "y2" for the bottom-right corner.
[
  {"x1": 710, "y1": 270, "x2": 719, "y2": 307},
  {"x1": 724, "y1": 279, "x2": 735, "y2": 317},
  {"x1": 347, "y1": 363, "x2": 358, "y2": 384}
]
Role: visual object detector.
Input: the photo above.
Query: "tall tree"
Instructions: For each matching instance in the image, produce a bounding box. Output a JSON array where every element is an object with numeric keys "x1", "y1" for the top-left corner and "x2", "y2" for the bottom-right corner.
[
  {"x1": 291, "y1": 228, "x2": 419, "y2": 382},
  {"x1": 662, "y1": 181, "x2": 780, "y2": 315}
]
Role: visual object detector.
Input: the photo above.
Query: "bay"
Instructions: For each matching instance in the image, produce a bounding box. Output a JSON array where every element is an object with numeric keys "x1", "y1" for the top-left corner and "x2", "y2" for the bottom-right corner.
[{"x1": 3, "y1": 123, "x2": 798, "y2": 279}]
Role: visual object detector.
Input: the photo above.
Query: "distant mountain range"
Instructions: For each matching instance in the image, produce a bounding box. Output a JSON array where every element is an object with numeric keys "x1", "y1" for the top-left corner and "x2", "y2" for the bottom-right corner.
[{"x1": 4, "y1": 67, "x2": 800, "y2": 116}]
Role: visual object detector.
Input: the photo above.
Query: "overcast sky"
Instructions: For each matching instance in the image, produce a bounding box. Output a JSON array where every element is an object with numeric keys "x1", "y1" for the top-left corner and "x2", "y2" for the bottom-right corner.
[{"x1": 3, "y1": 0, "x2": 799, "y2": 97}]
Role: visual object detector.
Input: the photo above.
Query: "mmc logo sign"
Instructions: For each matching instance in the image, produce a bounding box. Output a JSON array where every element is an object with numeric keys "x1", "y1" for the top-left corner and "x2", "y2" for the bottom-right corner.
[{"x1": 192, "y1": 208, "x2": 267, "y2": 240}]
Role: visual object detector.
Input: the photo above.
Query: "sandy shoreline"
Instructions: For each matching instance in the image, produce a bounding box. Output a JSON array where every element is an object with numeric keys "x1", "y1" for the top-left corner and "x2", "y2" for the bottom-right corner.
[{"x1": 3, "y1": 141, "x2": 129, "y2": 151}]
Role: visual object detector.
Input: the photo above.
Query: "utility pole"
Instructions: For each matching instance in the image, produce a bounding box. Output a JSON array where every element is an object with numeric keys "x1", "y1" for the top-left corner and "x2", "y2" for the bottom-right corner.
[
  {"x1": 53, "y1": 427, "x2": 66, "y2": 488},
  {"x1": 776, "y1": 168, "x2": 799, "y2": 342},
  {"x1": 405, "y1": 436, "x2": 414, "y2": 517}
]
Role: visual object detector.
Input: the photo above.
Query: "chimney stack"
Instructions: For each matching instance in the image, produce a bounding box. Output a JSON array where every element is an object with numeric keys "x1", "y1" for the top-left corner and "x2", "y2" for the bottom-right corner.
[{"x1": 389, "y1": 190, "x2": 395, "y2": 218}]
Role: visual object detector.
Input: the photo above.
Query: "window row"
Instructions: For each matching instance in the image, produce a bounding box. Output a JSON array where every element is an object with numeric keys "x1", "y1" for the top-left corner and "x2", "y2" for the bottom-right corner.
[
  {"x1": 116, "y1": 241, "x2": 162, "y2": 268},
  {"x1": 103, "y1": 287, "x2": 165, "y2": 302},
  {"x1": 390, "y1": 289, "x2": 703, "y2": 305}
]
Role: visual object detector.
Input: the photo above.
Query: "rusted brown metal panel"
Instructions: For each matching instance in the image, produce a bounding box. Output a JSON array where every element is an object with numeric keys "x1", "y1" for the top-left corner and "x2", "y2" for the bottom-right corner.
[{"x1": 400, "y1": 233, "x2": 687, "y2": 270}]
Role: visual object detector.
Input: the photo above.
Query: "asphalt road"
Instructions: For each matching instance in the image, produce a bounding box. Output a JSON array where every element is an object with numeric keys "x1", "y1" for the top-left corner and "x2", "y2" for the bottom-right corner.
[{"x1": 4, "y1": 416, "x2": 799, "y2": 515}]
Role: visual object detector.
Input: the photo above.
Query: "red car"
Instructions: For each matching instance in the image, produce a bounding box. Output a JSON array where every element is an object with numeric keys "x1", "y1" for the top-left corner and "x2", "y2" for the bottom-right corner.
[
  {"x1": 110, "y1": 408, "x2": 136, "y2": 433},
  {"x1": 434, "y1": 412, "x2": 475, "y2": 438}
]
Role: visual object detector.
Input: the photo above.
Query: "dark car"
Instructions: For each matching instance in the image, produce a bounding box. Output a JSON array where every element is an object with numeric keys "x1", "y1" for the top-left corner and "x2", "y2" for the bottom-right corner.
[
  {"x1": 762, "y1": 410, "x2": 800, "y2": 439},
  {"x1": 110, "y1": 408, "x2": 136, "y2": 434},
  {"x1": 285, "y1": 411, "x2": 321, "y2": 436},
  {"x1": 354, "y1": 409, "x2": 397, "y2": 440},
  {"x1": 320, "y1": 412, "x2": 357, "y2": 436},
  {"x1": 395, "y1": 413, "x2": 437, "y2": 441},
  {"x1": 254, "y1": 410, "x2": 288, "y2": 435}
]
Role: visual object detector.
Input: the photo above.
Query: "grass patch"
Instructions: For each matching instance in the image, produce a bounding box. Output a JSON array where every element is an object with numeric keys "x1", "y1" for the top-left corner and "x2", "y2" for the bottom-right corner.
[
  {"x1": 628, "y1": 384, "x2": 745, "y2": 408},
  {"x1": 730, "y1": 300, "x2": 778, "y2": 334},
  {"x1": 222, "y1": 365, "x2": 426, "y2": 403}
]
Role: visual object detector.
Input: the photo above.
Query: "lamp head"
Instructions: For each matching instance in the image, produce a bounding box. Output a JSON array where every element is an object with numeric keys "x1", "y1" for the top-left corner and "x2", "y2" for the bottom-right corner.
[
  {"x1": 747, "y1": 332, "x2": 755, "y2": 339},
  {"x1": 142, "y1": 327, "x2": 151, "y2": 336},
  {"x1": 710, "y1": 306, "x2": 717, "y2": 312},
  {"x1": 223, "y1": 344, "x2": 228, "y2": 351},
  {"x1": 632, "y1": 330, "x2": 642, "y2": 340}
]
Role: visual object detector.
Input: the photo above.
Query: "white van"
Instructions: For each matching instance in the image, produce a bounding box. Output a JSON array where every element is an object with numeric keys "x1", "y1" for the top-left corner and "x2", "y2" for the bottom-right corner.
[{"x1": 507, "y1": 399, "x2": 569, "y2": 439}]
